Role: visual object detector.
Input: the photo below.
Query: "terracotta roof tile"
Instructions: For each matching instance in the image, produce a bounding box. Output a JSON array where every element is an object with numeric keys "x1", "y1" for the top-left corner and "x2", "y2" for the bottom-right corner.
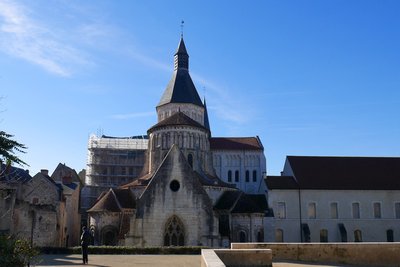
[{"x1": 210, "y1": 137, "x2": 263, "y2": 150}]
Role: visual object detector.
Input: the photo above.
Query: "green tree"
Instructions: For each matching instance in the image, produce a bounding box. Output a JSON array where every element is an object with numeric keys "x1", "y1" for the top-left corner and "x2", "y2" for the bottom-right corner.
[
  {"x1": 0, "y1": 235, "x2": 38, "y2": 267},
  {"x1": 0, "y1": 131, "x2": 28, "y2": 167}
]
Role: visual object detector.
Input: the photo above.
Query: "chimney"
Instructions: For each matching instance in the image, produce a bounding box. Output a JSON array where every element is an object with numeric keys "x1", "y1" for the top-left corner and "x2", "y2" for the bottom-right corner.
[{"x1": 41, "y1": 169, "x2": 49, "y2": 176}]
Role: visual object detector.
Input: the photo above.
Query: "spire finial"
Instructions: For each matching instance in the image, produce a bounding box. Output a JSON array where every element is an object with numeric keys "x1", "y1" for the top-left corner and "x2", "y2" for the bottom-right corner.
[{"x1": 180, "y1": 20, "x2": 184, "y2": 37}]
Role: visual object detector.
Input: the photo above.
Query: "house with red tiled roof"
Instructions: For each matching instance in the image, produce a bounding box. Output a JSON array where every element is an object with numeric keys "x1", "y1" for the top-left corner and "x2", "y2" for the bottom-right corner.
[{"x1": 265, "y1": 156, "x2": 400, "y2": 243}]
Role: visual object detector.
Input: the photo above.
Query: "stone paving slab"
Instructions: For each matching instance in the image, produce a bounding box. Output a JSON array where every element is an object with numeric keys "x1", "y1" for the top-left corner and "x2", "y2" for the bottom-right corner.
[{"x1": 33, "y1": 254, "x2": 353, "y2": 267}]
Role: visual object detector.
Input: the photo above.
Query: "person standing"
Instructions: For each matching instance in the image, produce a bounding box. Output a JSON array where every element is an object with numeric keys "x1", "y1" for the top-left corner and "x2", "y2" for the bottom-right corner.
[{"x1": 80, "y1": 226, "x2": 91, "y2": 264}]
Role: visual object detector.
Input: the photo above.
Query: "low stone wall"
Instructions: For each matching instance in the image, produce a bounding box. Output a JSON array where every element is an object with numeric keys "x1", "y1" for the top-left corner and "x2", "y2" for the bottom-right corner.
[
  {"x1": 231, "y1": 242, "x2": 400, "y2": 267},
  {"x1": 201, "y1": 248, "x2": 272, "y2": 267}
]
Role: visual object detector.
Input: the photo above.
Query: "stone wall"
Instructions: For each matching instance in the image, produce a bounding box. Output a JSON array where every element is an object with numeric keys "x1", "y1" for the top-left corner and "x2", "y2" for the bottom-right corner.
[
  {"x1": 231, "y1": 242, "x2": 400, "y2": 267},
  {"x1": 201, "y1": 249, "x2": 272, "y2": 267}
]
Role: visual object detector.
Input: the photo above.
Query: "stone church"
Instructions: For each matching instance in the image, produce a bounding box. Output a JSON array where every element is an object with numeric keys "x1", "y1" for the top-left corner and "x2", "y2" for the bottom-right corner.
[{"x1": 87, "y1": 37, "x2": 269, "y2": 247}]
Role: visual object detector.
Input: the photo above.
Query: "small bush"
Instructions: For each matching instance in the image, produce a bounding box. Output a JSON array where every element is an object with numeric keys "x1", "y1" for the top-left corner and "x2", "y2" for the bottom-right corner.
[{"x1": 0, "y1": 234, "x2": 39, "y2": 267}]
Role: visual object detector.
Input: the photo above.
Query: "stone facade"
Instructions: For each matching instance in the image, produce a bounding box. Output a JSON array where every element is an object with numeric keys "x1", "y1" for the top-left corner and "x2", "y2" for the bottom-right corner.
[
  {"x1": 0, "y1": 165, "x2": 81, "y2": 247},
  {"x1": 87, "y1": 37, "x2": 269, "y2": 247}
]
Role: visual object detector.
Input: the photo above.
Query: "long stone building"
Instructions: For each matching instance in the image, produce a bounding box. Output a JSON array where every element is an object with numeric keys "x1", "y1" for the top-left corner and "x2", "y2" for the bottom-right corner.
[
  {"x1": 265, "y1": 156, "x2": 400, "y2": 243},
  {"x1": 86, "y1": 37, "x2": 269, "y2": 247}
]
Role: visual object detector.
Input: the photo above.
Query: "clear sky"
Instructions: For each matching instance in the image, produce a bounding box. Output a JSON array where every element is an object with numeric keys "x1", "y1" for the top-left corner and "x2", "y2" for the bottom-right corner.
[{"x1": 1, "y1": 0, "x2": 399, "y2": 176}]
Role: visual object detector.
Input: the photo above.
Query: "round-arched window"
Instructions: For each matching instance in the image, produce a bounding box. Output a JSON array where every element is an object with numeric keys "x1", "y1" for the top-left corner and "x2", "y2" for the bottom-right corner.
[{"x1": 170, "y1": 180, "x2": 180, "y2": 192}]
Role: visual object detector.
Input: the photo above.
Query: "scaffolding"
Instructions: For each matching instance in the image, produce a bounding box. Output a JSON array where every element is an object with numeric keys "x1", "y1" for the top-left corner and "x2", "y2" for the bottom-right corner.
[
  {"x1": 83, "y1": 134, "x2": 149, "y2": 209},
  {"x1": 88, "y1": 134, "x2": 148, "y2": 150}
]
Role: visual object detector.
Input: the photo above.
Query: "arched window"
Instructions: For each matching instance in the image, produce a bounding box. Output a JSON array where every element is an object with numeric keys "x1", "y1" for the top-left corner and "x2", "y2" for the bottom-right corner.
[
  {"x1": 235, "y1": 170, "x2": 239, "y2": 182},
  {"x1": 252, "y1": 170, "x2": 257, "y2": 182},
  {"x1": 188, "y1": 154, "x2": 193, "y2": 168},
  {"x1": 275, "y1": 229, "x2": 283, "y2": 242},
  {"x1": 354, "y1": 230, "x2": 362, "y2": 242},
  {"x1": 245, "y1": 170, "x2": 250, "y2": 182},
  {"x1": 320, "y1": 229, "x2": 328, "y2": 242},
  {"x1": 228, "y1": 170, "x2": 232, "y2": 182},
  {"x1": 239, "y1": 231, "x2": 247, "y2": 242},
  {"x1": 164, "y1": 216, "x2": 185, "y2": 246},
  {"x1": 387, "y1": 229, "x2": 394, "y2": 242}
]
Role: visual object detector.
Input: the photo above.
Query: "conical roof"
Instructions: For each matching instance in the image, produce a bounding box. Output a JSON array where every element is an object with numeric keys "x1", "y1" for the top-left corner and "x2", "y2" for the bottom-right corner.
[
  {"x1": 157, "y1": 37, "x2": 203, "y2": 108},
  {"x1": 203, "y1": 98, "x2": 210, "y2": 131},
  {"x1": 175, "y1": 37, "x2": 188, "y2": 55}
]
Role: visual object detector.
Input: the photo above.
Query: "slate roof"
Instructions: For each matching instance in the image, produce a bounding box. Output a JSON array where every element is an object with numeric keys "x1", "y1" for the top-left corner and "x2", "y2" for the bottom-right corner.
[
  {"x1": 265, "y1": 176, "x2": 299, "y2": 190},
  {"x1": 232, "y1": 194, "x2": 268, "y2": 213},
  {"x1": 87, "y1": 188, "x2": 136, "y2": 212},
  {"x1": 214, "y1": 191, "x2": 268, "y2": 213},
  {"x1": 214, "y1": 190, "x2": 241, "y2": 210},
  {"x1": 113, "y1": 188, "x2": 136, "y2": 209},
  {"x1": 0, "y1": 165, "x2": 31, "y2": 183},
  {"x1": 157, "y1": 38, "x2": 203, "y2": 108},
  {"x1": 271, "y1": 156, "x2": 400, "y2": 190},
  {"x1": 158, "y1": 69, "x2": 203, "y2": 107},
  {"x1": 210, "y1": 137, "x2": 263, "y2": 150},
  {"x1": 203, "y1": 98, "x2": 210, "y2": 131},
  {"x1": 148, "y1": 111, "x2": 207, "y2": 132},
  {"x1": 175, "y1": 37, "x2": 188, "y2": 55}
]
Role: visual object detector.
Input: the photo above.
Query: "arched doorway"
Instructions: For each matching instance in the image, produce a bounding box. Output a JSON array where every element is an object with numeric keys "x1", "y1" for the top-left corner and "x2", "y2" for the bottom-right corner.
[
  {"x1": 239, "y1": 230, "x2": 247, "y2": 242},
  {"x1": 164, "y1": 215, "x2": 185, "y2": 246},
  {"x1": 101, "y1": 226, "x2": 118, "y2": 246}
]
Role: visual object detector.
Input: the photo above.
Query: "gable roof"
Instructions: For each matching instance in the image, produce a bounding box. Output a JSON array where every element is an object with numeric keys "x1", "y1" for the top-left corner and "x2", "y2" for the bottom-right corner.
[
  {"x1": 148, "y1": 111, "x2": 207, "y2": 132},
  {"x1": 265, "y1": 175, "x2": 299, "y2": 190},
  {"x1": 284, "y1": 156, "x2": 400, "y2": 190},
  {"x1": 121, "y1": 145, "x2": 234, "y2": 190},
  {"x1": 210, "y1": 137, "x2": 263, "y2": 151},
  {"x1": 51, "y1": 163, "x2": 82, "y2": 184},
  {"x1": 87, "y1": 188, "x2": 136, "y2": 213}
]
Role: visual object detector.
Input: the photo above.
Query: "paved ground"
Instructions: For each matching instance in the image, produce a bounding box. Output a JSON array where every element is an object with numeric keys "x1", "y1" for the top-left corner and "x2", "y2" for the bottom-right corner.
[{"x1": 32, "y1": 254, "x2": 353, "y2": 267}]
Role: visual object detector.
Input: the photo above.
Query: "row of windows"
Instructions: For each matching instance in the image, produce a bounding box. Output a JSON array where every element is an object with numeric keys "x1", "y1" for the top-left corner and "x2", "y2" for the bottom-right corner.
[
  {"x1": 227, "y1": 170, "x2": 258, "y2": 183},
  {"x1": 275, "y1": 229, "x2": 395, "y2": 242},
  {"x1": 276, "y1": 202, "x2": 400, "y2": 219},
  {"x1": 96, "y1": 166, "x2": 138, "y2": 176}
]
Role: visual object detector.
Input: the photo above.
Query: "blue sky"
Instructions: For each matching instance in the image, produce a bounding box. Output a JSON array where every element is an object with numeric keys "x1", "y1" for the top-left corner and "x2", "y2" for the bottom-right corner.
[{"x1": 0, "y1": 0, "x2": 399, "y2": 176}]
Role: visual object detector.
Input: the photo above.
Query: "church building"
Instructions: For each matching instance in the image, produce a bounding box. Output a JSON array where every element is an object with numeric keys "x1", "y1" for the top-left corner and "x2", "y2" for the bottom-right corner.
[{"x1": 86, "y1": 37, "x2": 269, "y2": 247}]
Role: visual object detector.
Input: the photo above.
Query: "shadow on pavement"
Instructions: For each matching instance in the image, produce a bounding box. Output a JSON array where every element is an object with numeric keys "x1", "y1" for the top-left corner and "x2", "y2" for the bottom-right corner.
[{"x1": 32, "y1": 255, "x2": 110, "y2": 267}]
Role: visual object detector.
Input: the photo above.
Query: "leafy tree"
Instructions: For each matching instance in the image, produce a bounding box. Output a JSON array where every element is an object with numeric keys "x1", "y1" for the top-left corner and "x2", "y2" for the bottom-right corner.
[
  {"x1": 0, "y1": 235, "x2": 38, "y2": 267},
  {"x1": 0, "y1": 131, "x2": 28, "y2": 167}
]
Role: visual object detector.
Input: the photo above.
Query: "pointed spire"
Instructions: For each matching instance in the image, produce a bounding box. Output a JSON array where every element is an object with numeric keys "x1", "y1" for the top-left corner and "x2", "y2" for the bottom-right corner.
[
  {"x1": 203, "y1": 97, "x2": 211, "y2": 132},
  {"x1": 157, "y1": 37, "x2": 203, "y2": 108},
  {"x1": 174, "y1": 37, "x2": 189, "y2": 70}
]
